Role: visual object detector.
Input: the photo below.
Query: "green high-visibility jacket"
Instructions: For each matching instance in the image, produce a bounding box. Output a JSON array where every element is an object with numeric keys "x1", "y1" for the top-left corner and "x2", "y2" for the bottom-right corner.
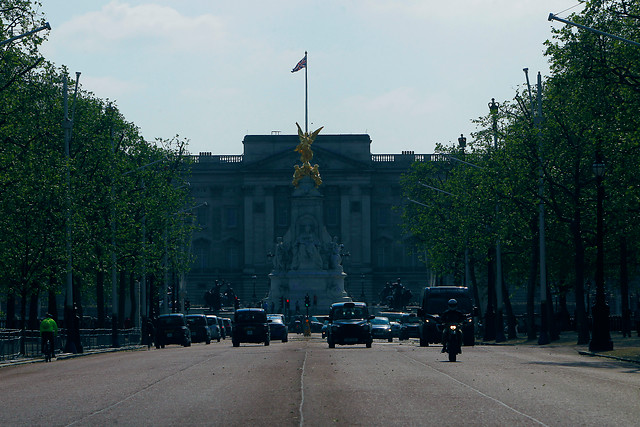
[{"x1": 40, "y1": 317, "x2": 58, "y2": 334}]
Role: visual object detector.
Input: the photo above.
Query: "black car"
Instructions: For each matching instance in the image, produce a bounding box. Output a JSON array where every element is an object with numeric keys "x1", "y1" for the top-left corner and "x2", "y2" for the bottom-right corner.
[
  {"x1": 399, "y1": 313, "x2": 421, "y2": 340},
  {"x1": 155, "y1": 314, "x2": 191, "y2": 348},
  {"x1": 377, "y1": 311, "x2": 407, "y2": 338},
  {"x1": 232, "y1": 308, "x2": 270, "y2": 347},
  {"x1": 217, "y1": 317, "x2": 226, "y2": 339},
  {"x1": 326, "y1": 302, "x2": 373, "y2": 348},
  {"x1": 186, "y1": 314, "x2": 212, "y2": 344},
  {"x1": 267, "y1": 314, "x2": 289, "y2": 342},
  {"x1": 222, "y1": 317, "x2": 232, "y2": 338},
  {"x1": 371, "y1": 316, "x2": 394, "y2": 342}
]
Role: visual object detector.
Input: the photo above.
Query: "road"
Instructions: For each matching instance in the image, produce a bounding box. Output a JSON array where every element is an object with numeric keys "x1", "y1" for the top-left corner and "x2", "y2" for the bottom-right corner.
[{"x1": 1, "y1": 336, "x2": 638, "y2": 426}]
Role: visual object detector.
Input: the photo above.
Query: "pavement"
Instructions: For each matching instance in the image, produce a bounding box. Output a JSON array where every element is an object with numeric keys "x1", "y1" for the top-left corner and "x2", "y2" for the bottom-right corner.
[
  {"x1": 2, "y1": 331, "x2": 639, "y2": 368},
  {"x1": 480, "y1": 330, "x2": 640, "y2": 364},
  {"x1": 0, "y1": 345, "x2": 147, "y2": 369}
]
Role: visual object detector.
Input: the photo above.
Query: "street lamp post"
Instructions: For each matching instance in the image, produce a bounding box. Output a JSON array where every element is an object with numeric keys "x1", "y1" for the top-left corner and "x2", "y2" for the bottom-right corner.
[
  {"x1": 457, "y1": 134, "x2": 470, "y2": 289},
  {"x1": 589, "y1": 153, "x2": 613, "y2": 352},
  {"x1": 63, "y1": 73, "x2": 82, "y2": 354},
  {"x1": 489, "y1": 98, "x2": 506, "y2": 343},
  {"x1": 0, "y1": 22, "x2": 51, "y2": 47},
  {"x1": 252, "y1": 275, "x2": 257, "y2": 300}
]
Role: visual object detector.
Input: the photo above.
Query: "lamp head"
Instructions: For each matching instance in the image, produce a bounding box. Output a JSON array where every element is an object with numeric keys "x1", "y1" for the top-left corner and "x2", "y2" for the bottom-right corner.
[
  {"x1": 488, "y1": 98, "x2": 499, "y2": 115},
  {"x1": 458, "y1": 134, "x2": 467, "y2": 149}
]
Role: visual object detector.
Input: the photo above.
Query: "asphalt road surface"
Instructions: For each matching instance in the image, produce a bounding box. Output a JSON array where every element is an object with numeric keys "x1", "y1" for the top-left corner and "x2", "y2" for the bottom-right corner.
[{"x1": 1, "y1": 336, "x2": 638, "y2": 426}]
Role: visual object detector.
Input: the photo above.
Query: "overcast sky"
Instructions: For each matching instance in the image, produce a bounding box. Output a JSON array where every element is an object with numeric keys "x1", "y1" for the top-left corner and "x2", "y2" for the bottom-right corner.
[{"x1": 39, "y1": 1, "x2": 583, "y2": 156}]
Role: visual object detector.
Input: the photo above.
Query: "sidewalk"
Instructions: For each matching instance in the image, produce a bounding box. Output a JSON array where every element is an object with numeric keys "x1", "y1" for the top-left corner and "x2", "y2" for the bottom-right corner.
[
  {"x1": 481, "y1": 330, "x2": 640, "y2": 364},
  {"x1": 0, "y1": 345, "x2": 147, "y2": 369}
]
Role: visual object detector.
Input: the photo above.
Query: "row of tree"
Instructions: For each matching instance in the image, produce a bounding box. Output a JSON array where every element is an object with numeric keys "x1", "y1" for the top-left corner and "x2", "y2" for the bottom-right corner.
[
  {"x1": 1, "y1": 1, "x2": 195, "y2": 331},
  {"x1": 401, "y1": 0, "x2": 640, "y2": 344}
]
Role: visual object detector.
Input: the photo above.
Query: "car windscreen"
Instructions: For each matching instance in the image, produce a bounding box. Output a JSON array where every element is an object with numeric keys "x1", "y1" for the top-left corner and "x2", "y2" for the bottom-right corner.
[
  {"x1": 332, "y1": 306, "x2": 367, "y2": 320},
  {"x1": 371, "y1": 317, "x2": 390, "y2": 325},
  {"x1": 402, "y1": 316, "x2": 421, "y2": 324},
  {"x1": 424, "y1": 294, "x2": 473, "y2": 314},
  {"x1": 235, "y1": 311, "x2": 266, "y2": 323},
  {"x1": 158, "y1": 316, "x2": 183, "y2": 327},
  {"x1": 187, "y1": 317, "x2": 206, "y2": 326}
]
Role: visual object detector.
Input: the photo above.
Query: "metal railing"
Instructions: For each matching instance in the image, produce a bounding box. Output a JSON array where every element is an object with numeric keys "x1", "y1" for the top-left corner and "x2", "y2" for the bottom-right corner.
[{"x1": 0, "y1": 328, "x2": 141, "y2": 361}]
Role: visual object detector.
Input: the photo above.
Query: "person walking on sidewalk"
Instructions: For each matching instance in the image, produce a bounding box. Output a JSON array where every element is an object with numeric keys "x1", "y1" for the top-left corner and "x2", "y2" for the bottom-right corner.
[{"x1": 40, "y1": 313, "x2": 58, "y2": 360}]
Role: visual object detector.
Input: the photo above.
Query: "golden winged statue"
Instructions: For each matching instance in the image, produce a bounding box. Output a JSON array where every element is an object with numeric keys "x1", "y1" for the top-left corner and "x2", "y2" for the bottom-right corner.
[{"x1": 292, "y1": 123, "x2": 323, "y2": 188}]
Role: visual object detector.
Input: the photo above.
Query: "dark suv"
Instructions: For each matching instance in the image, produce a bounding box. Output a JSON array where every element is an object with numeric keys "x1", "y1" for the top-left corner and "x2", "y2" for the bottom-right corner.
[
  {"x1": 155, "y1": 313, "x2": 191, "y2": 348},
  {"x1": 232, "y1": 308, "x2": 270, "y2": 347},
  {"x1": 417, "y1": 286, "x2": 477, "y2": 347},
  {"x1": 186, "y1": 314, "x2": 212, "y2": 344},
  {"x1": 326, "y1": 302, "x2": 373, "y2": 348}
]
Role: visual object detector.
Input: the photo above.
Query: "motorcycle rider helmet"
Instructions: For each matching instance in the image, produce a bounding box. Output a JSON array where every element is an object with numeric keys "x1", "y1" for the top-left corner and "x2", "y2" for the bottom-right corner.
[{"x1": 447, "y1": 299, "x2": 457, "y2": 309}]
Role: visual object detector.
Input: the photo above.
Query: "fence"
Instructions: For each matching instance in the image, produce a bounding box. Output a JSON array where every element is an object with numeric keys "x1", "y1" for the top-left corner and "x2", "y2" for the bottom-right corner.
[{"x1": 0, "y1": 328, "x2": 141, "y2": 361}]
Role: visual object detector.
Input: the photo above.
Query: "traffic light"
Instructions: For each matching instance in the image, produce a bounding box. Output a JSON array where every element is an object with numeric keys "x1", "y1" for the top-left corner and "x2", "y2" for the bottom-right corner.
[
  {"x1": 285, "y1": 299, "x2": 290, "y2": 309},
  {"x1": 185, "y1": 299, "x2": 191, "y2": 311},
  {"x1": 234, "y1": 296, "x2": 240, "y2": 310},
  {"x1": 304, "y1": 295, "x2": 310, "y2": 308}
]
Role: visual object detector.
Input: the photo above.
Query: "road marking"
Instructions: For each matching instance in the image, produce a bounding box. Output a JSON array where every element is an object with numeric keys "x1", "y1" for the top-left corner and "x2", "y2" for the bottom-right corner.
[
  {"x1": 299, "y1": 342, "x2": 309, "y2": 427},
  {"x1": 65, "y1": 355, "x2": 214, "y2": 427},
  {"x1": 403, "y1": 353, "x2": 549, "y2": 426}
]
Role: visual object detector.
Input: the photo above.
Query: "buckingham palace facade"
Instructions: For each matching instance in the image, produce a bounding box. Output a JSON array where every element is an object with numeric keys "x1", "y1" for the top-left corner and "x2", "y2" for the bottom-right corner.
[{"x1": 185, "y1": 132, "x2": 442, "y2": 309}]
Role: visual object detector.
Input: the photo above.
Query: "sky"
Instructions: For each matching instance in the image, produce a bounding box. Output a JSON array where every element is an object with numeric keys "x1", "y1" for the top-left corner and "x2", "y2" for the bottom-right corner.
[{"x1": 38, "y1": 1, "x2": 584, "y2": 156}]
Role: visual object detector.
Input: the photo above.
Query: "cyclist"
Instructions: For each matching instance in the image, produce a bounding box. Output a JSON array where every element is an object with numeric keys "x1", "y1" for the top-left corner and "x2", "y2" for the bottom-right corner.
[{"x1": 40, "y1": 313, "x2": 58, "y2": 361}]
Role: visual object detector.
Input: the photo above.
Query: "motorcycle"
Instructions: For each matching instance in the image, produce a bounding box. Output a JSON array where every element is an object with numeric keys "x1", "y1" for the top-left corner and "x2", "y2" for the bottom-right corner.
[{"x1": 444, "y1": 322, "x2": 463, "y2": 362}]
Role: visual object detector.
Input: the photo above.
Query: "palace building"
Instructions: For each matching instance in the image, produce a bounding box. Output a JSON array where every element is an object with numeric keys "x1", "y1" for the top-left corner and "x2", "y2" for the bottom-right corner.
[{"x1": 185, "y1": 132, "x2": 442, "y2": 311}]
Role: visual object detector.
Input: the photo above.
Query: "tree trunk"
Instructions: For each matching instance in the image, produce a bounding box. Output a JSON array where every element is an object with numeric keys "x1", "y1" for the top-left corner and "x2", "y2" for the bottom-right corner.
[
  {"x1": 546, "y1": 285, "x2": 560, "y2": 341},
  {"x1": 484, "y1": 248, "x2": 496, "y2": 341},
  {"x1": 96, "y1": 266, "x2": 105, "y2": 329},
  {"x1": 19, "y1": 289, "x2": 27, "y2": 331},
  {"x1": 571, "y1": 218, "x2": 590, "y2": 344},
  {"x1": 503, "y1": 278, "x2": 517, "y2": 339},
  {"x1": 119, "y1": 269, "x2": 127, "y2": 328},
  {"x1": 557, "y1": 289, "x2": 571, "y2": 331},
  {"x1": 48, "y1": 287, "x2": 58, "y2": 322},
  {"x1": 129, "y1": 271, "x2": 137, "y2": 327},
  {"x1": 470, "y1": 257, "x2": 482, "y2": 319},
  {"x1": 620, "y1": 236, "x2": 631, "y2": 337},
  {"x1": 527, "y1": 231, "x2": 538, "y2": 340},
  {"x1": 6, "y1": 290, "x2": 17, "y2": 329},
  {"x1": 148, "y1": 275, "x2": 156, "y2": 319},
  {"x1": 28, "y1": 292, "x2": 39, "y2": 330}
]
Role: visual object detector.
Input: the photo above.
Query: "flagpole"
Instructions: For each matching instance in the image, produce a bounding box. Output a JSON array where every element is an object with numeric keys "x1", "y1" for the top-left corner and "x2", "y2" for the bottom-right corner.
[{"x1": 304, "y1": 51, "x2": 308, "y2": 133}]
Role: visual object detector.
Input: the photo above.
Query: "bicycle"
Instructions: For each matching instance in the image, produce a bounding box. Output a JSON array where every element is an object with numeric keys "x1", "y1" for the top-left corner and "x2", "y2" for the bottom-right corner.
[{"x1": 43, "y1": 336, "x2": 54, "y2": 362}]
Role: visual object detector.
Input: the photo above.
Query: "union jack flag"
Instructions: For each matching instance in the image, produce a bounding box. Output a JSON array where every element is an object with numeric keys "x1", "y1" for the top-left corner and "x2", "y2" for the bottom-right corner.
[{"x1": 291, "y1": 55, "x2": 307, "y2": 73}]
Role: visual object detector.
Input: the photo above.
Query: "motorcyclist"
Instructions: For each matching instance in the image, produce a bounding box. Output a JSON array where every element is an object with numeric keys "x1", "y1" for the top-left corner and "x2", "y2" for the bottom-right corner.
[{"x1": 440, "y1": 299, "x2": 466, "y2": 353}]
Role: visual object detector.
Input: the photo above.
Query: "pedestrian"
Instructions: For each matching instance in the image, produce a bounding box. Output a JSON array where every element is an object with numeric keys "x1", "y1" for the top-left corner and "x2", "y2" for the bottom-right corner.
[
  {"x1": 40, "y1": 313, "x2": 58, "y2": 359},
  {"x1": 144, "y1": 317, "x2": 155, "y2": 349}
]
